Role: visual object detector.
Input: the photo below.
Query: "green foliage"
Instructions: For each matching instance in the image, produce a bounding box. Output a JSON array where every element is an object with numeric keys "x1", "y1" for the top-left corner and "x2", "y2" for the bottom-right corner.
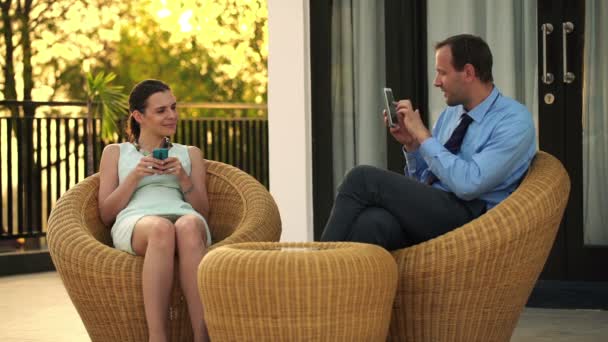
[
  {"x1": 85, "y1": 71, "x2": 128, "y2": 142},
  {"x1": 1, "y1": 0, "x2": 268, "y2": 123},
  {"x1": 112, "y1": 21, "x2": 219, "y2": 102}
]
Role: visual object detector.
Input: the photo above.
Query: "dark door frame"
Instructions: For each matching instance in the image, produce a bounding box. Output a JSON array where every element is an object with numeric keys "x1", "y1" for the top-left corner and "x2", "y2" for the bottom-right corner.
[
  {"x1": 310, "y1": 0, "x2": 334, "y2": 240},
  {"x1": 537, "y1": 0, "x2": 570, "y2": 280}
]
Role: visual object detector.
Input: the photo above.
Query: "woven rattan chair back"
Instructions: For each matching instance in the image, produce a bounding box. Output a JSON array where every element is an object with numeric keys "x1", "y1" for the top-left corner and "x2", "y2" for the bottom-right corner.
[{"x1": 388, "y1": 151, "x2": 570, "y2": 342}]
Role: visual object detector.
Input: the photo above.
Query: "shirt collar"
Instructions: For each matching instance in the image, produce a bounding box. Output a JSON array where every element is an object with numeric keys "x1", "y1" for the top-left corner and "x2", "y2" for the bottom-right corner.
[{"x1": 459, "y1": 86, "x2": 500, "y2": 122}]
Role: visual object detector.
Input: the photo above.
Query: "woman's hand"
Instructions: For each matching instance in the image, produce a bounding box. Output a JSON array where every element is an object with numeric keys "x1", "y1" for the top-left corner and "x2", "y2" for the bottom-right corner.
[
  {"x1": 159, "y1": 157, "x2": 189, "y2": 182},
  {"x1": 131, "y1": 156, "x2": 165, "y2": 180}
]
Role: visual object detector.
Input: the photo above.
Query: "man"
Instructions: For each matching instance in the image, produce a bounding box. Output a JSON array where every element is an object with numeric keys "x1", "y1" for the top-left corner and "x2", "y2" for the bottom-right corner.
[{"x1": 320, "y1": 34, "x2": 536, "y2": 250}]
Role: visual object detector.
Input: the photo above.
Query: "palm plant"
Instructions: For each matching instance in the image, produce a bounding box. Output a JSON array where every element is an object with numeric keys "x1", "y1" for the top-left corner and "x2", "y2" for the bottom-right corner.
[{"x1": 85, "y1": 71, "x2": 128, "y2": 175}]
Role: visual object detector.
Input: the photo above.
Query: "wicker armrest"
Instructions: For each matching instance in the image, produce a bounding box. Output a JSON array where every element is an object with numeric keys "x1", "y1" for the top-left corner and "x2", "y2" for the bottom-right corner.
[
  {"x1": 48, "y1": 174, "x2": 141, "y2": 277},
  {"x1": 205, "y1": 161, "x2": 281, "y2": 249}
]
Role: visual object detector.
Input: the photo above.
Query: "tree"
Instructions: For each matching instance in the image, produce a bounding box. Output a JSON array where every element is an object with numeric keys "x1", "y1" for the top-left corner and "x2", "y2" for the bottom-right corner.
[
  {"x1": 0, "y1": 0, "x2": 125, "y2": 106},
  {"x1": 0, "y1": 0, "x2": 17, "y2": 115},
  {"x1": 2, "y1": 0, "x2": 269, "y2": 109},
  {"x1": 147, "y1": 0, "x2": 268, "y2": 105},
  {"x1": 1, "y1": 1, "x2": 123, "y2": 232},
  {"x1": 0, "y1": 0, "x2": 62, "y2": 232},
  {"x1": 84, "y1": 71, "x2": 128, "y2": 174}
]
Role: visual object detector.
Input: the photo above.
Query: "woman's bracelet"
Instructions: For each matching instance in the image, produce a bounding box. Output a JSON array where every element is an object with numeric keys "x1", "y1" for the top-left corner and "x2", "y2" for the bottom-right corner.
[{"x1": 181, "y1": 184, "x2": 195, "y2": 196}]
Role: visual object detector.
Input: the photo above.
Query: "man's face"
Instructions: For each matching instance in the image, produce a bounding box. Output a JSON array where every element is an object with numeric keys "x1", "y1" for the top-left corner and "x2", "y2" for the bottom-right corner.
[{"x1": 433, "y1": 46, "x2": 467, "y2": 106}]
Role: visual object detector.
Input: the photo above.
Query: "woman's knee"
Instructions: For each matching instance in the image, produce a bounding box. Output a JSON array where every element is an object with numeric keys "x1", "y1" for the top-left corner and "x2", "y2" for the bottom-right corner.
[
  {"x1": 175, "y1": 215, "x2": 207, "y2": 248},
  {"x1": 133, "y1": 218, "x2": 176, "y2": 254}
]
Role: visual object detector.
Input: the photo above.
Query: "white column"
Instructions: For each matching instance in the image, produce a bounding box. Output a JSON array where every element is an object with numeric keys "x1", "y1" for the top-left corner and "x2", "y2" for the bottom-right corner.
[{"x1": 267, "y1": 0, "x2": 314, "y2": 242}]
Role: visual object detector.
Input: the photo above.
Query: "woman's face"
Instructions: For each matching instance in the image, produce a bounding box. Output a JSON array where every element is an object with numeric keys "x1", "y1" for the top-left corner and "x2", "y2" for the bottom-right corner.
[{"x1": 137, "y1": 90, "x2": 178, "y2": 137}]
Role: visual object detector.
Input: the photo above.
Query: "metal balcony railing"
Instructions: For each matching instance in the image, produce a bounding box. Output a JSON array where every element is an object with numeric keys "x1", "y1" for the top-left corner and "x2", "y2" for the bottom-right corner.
[{"x1": 0, "y1": 100, "x2": 268, "y2": 240}]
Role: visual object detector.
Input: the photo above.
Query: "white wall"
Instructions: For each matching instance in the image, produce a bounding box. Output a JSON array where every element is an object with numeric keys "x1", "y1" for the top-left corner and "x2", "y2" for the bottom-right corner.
[{"x1": 267, "y1": 0, "x2": 314, "y2": 242}]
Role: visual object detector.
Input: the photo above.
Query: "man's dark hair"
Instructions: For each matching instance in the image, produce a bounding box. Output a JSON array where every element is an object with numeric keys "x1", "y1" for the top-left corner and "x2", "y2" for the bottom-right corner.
[{"x1": 435, "y1": 34, "x2": 493, "y2": 83}]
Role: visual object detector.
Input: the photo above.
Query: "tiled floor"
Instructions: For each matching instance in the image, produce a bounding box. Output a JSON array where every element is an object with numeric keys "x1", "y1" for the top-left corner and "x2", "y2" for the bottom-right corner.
[
  {"x1": 511, "y1": 307, "x2": 608, "y2": 341},
  {"x1": 0, "y1": 272, "x2": 88, "y2": 342},
  {"x1": 1, "y1": 272, "x2": 607, "y2": 341}
]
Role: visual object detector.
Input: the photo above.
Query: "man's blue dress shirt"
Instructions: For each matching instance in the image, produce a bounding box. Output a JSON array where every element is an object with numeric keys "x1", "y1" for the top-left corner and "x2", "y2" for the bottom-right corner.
[{"x1": 404, "y1": 87, "x2": 536, "y2": 209}]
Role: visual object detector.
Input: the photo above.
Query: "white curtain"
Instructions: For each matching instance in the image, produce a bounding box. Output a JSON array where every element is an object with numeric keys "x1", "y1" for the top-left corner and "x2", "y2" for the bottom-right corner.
[
  {"x1": 583, "y1": 0, "x2": 608, "y2": 245},
  {"x1": 425, "y1": 0, "x2": 538, "y2": 138},
  {"x1": 331, "y1": 0, "x2": 386, "y2": 191}
]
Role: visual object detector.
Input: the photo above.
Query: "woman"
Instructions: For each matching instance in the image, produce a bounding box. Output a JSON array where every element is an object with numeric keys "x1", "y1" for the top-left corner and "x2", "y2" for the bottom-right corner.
[{"x1": 98, "y1": 79, "x2": 211, "y2": 342}]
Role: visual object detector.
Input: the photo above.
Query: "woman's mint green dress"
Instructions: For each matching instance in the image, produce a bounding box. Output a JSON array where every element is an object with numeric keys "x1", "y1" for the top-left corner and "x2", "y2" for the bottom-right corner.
[{"x1": 111, "y1": 142, "x2": 211, "y2": 254}]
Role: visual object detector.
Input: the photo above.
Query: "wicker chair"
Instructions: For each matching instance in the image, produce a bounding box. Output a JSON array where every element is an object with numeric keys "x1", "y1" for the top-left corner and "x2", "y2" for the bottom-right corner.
[
  {"x1": 388, "y1": 151, "x2": 570, "y2": 342},
  {"x1": 47, "y1": 160, "x2": 281, "y2": 342}
]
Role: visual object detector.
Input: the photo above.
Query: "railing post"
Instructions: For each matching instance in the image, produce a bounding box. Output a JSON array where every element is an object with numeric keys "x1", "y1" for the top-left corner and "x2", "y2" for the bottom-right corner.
[{"x1": 86, "y1": 100, "x2": 94, "y2": 176}]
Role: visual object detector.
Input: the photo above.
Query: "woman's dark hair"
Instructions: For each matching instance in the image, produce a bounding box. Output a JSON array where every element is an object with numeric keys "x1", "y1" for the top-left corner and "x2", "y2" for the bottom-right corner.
[
  {"x1": 126, "y1": 79, "x2": 171, "y2": 142},
  {"x1": 435, "y1": 34, "x2": 494, "y2": 83}
]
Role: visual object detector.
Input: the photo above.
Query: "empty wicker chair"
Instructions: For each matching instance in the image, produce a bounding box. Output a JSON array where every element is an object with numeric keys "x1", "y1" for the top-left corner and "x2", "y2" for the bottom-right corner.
[
  {"x1": 387, "y1": 151, "x2": 570, "y2": 341},
  {"x1": 47, "y1": 160, "x2": 281, "y2": 342}
]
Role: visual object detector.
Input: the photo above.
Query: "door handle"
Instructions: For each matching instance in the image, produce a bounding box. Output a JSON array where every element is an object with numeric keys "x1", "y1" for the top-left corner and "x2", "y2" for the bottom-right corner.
[
  {"x1": 562, "y1": 22, "x2": 575, "y2": 83},
  {"x1": 541, "y1": 23, "x2": 554, "y2": 84}
]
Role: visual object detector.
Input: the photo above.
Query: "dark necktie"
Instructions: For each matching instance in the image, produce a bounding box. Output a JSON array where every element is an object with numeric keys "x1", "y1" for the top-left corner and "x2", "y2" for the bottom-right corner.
[{"x1": 426, "y1": 113, "x2": 473, "y2": 185}]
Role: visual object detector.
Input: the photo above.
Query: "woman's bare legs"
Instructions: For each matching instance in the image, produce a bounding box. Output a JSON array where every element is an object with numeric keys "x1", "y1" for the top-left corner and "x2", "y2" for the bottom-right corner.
[
  {"x1": 132, "y1": 217, "x2": 176, "y2": 342},
  {"x1": 174, "y1": 215, "x2": 209, "y2": 342}
]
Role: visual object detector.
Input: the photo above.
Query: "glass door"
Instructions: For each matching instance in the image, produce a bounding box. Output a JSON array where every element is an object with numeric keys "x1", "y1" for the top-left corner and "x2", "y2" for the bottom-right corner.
[{"x1": 581, "y1": 1, "x2": 608, "y2": 247}]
